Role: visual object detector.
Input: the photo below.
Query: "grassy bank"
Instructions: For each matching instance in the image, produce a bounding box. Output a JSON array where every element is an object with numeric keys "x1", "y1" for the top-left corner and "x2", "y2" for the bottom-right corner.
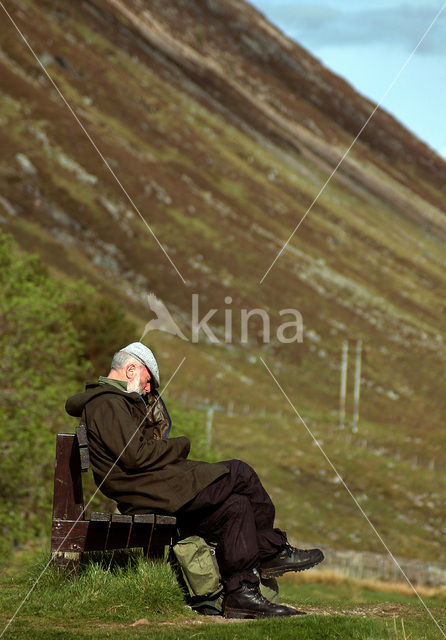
[{"x1": 1, "y1": 553, "x2": 445, "y2": 639}]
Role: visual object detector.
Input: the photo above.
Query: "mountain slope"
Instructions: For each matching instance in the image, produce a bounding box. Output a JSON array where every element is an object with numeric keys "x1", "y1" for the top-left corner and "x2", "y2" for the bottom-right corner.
[{"x1": 1, "y1": 0, "x2": 445, "y2": 562}]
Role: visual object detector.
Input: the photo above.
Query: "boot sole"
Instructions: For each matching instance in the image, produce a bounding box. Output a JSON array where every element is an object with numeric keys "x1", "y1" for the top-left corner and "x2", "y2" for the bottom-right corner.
[
  {"x1": 224, "y1": 609, "x2": 263, "y2": 619},
  {"x1": 224, "y1": 608, "x2": 304, "y2": 619},
  {"x1": 260, "y1": 554, "x2": 324, "y2": 579}
]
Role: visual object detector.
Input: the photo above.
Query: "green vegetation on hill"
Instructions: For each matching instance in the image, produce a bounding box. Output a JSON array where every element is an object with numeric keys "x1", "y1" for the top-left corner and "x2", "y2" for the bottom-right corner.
[{"x1": 0, "y1": 232, "x2": 138, "y2": 555}]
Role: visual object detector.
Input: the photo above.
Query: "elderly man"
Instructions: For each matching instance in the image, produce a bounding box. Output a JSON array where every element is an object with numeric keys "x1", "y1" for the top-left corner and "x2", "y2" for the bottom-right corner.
[{"x1": 66, "y1": 342, "x2": 324, "y2": 618}]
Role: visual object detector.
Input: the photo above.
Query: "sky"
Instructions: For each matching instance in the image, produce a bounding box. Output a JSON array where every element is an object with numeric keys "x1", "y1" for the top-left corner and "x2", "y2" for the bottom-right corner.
[{"x1": 249, "y1": 1, "x2": 446, "y2": 157}]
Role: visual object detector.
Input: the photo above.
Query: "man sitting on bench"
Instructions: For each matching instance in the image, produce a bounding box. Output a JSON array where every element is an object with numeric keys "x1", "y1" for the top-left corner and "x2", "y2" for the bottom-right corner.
[{"x1": 65, "y1": 342, "x2": 324, "y2": 619}]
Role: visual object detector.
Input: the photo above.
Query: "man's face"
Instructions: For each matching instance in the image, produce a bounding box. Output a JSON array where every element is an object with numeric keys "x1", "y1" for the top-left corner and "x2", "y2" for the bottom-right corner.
[
  {"x1": 127, "y1": 364, "x2": 152, "y2": 395},
  {"x1": 138, "y1": 366, "x2": 152, "y2": 395}
]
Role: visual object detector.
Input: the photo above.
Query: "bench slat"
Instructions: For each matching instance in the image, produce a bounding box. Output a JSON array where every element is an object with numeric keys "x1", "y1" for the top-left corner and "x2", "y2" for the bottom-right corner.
[
  {"x1": 76, "y1": 424, "x2": 91, "y2": 472},
  {"x1": 76, "y1": 423, "x2": 89, "y2": 447},
  {"x1": 90, "y1": 512, "x2": 111, "y2": 522},
  {"x1": 111, "y1": 514, "x2": 133, "y2": 523},
  {"x1": 79, "y1": 448, "x2": 90, "y2": 471},
  {"x1": 133, "y1": 514, "x2": 155, "y2": 524},
  {"x1": 156, "y1": 515, "x2": 176, "y2": 526}
]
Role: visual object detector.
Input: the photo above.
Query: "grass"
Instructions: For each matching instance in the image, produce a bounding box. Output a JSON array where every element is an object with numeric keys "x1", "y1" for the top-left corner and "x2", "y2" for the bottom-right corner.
[
  {"x1": 0, "y1": 618, "x2": 414, "y2": 640},
  {"x1": 280, "y1": 570, "x2": 446, "y2": 605},
  {"x1": 1, "y1": 552, "x2": 187, "y2": 629},
  {"x1": 1, "y1": 553, "x2": 445, "y2": 639}
]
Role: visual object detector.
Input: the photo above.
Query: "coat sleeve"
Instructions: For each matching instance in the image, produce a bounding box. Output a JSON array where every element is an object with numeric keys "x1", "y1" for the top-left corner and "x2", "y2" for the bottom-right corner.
[{"x1": 87, "y1": 395, "x2": 190, "y2": 471}]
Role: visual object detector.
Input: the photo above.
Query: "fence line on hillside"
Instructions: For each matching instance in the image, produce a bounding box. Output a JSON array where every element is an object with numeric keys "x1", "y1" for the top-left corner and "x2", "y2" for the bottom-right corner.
[
  {"x1": 174, "y1": 393, "x2": 440, "y2": 471},
  {"x1": 298, "y1": 544, "x2": 446, "y2": 587}
]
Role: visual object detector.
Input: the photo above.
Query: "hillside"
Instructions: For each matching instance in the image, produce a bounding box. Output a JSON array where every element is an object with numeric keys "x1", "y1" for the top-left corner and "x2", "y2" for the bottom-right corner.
[{"x1": 1, "y1": 0, "x2": 445, "y2": 564}]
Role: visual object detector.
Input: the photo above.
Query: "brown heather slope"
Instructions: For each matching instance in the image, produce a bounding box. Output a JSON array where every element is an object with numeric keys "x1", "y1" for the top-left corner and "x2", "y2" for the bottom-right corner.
[{"x1": 0, "y1": 0, "x2": 445, "y2": 561}]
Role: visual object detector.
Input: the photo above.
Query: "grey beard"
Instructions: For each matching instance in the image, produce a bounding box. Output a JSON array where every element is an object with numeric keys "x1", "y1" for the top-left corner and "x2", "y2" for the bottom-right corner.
[{"x1": 127, "y1": 377, "x2": 144, "y2": 394}]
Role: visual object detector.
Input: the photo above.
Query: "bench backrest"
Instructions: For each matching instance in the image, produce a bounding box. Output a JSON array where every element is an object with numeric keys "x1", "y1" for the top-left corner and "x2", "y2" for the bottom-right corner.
[
  {"x1": 52, "y1": 431, "x2": 85, "y2": 521},
  {"x1": 76, "y1": 423, "x2": 91, "y2": 471},
  {"x1": 51, "y1": 427, "x2": 177, "y2": 565}
]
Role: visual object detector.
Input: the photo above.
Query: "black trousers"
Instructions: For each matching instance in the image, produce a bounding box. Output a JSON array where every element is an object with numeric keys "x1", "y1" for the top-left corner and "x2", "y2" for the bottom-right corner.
[{"x1": 176, "y1": 459, "x2": 287, "y2": 592}]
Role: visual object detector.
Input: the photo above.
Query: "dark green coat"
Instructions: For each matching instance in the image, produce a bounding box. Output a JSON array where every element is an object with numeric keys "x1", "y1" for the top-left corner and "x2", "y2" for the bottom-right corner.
[{"x1": 65, "y1": 382, "x2": 228, "y2": 514}]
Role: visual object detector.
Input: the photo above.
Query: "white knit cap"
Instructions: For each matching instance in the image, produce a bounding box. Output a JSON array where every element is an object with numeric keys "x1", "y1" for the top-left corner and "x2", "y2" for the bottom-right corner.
[{"x1": 121, "y1": 342, "x2": 160, "y2": 388}]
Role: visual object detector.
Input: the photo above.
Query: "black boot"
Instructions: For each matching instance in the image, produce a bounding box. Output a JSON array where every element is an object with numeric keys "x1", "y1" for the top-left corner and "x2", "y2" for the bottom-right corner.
[
  {"x1": 223, "y1": 582, "x2": 305, "y2": 619},
  {"x1": 260, "y1": 544, "x2": 324, "y2": 578}
]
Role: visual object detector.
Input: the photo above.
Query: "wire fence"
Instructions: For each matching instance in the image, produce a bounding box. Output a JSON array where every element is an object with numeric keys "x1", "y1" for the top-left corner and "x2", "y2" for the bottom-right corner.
[
  {"x1": 301, "y1": 544, "x2": 446, "y2": 587},
  {"x1": 174, "y1": 392, "x2": 440, "y2": 471}
]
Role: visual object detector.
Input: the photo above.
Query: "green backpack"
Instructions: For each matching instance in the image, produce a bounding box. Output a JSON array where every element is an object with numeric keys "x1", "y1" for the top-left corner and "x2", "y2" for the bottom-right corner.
[{"x1": 170, "y1": 535, "x2": 279, "y2": 615}]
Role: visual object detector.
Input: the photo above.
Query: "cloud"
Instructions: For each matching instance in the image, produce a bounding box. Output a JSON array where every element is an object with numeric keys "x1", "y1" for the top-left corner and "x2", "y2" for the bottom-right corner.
[{"x1": 267, "y1": 3, "x2": 446, "y2": 55}]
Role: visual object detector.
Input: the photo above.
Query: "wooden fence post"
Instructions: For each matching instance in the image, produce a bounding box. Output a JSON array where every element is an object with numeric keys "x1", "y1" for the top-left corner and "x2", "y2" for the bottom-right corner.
[
  {"x1": 352, "y1": 340, "x2": 362, "y2": 432},
  {"x1": 339, "y1": 341, "x2": 348, "y2": 429}
]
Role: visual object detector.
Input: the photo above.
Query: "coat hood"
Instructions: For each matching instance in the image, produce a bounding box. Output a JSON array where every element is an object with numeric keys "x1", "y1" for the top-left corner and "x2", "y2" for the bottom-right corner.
[{"x1": 65, "y1": 382, "x2": 133, "y2": 417}]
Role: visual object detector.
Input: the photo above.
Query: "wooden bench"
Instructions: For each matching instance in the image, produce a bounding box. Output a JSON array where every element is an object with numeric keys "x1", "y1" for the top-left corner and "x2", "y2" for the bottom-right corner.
[{"x1": 49, "y1": 424, "x2": 176, "y2": 572}]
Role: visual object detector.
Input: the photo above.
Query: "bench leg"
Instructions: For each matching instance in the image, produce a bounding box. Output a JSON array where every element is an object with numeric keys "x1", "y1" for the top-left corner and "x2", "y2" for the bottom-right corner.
[
  {"x1": 50, "y1": 519, "x2": 89, "y2": 573},
  {"x1": 142, "y1": 522, "x2": 155, "y2": 558},
  {"x1": 50, "y1": 550, "x2": 82, "y2": 573},
  {"x1": 149, "y1": 544, "x2": 165, "y2": 559},
  {"x1": 145, "y1": 518, "x2": 175, "y2": 560}
]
